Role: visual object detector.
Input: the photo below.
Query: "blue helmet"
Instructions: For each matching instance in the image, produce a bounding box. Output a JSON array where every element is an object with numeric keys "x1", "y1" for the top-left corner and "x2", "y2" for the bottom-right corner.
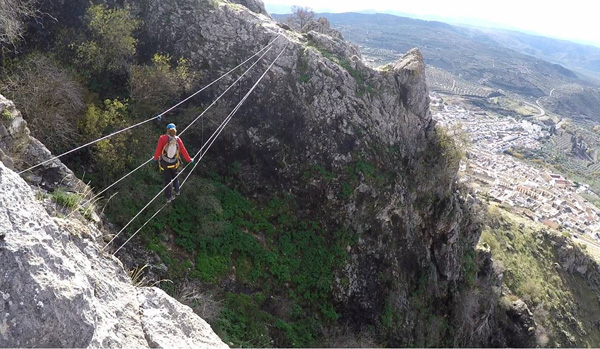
[{"x1": 166, "y1": 123, "x2": 176, "y2": 130}]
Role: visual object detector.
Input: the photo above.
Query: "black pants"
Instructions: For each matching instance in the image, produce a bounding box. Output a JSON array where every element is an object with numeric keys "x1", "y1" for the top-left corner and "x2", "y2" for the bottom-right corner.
[{"x1": 161, "y1": 159, "x2": 180, "y2": 199}]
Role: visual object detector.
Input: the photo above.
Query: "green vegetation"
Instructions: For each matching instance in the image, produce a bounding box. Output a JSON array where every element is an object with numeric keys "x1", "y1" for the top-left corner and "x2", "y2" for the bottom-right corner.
[
  {"x1": 461, "y1": 249, "x2": 477, "y2": 287},
  {"x1": 305, "y1": 44, "x2": 373, "y2": 95},
  {"x1": 79, "y1": 99, "x2": 132, "y2": 185},
  {"x1": 302, "y1": 164, "x2": 334, "y2": 181},
  {"x1": 380, "y1": 298, "x2": 403, "y2": 333},
  {"x1": 299, "y1": 73, "x2": 310, "y2": 83},
  {"x1": 339, "y1": 59, "x2": 374, "y2": 96},
  {"x1": 338, "y1": 158, "x2": 379, "y2": 198},
  {"x1": 50, "y1": 189, "x2": 80, "y2": 209},
  {"x1": 296, "y1": 49, "x2": 311, "y2": 84},
  {"x1": 1, "y1": 108, "x2": 12, "y2": 120},
  {"x1": 76, "y1": 3, "x2": 139, "y2": 75},
  {"x1": 79, "y1": 99, "x2": 128, "y2": 141},
  {"x1": 103, "y1": 170, "x2": 354, "y2": 347},
  {"x1": 436, "y1": 124, "x2": 468, "y2": 169},
  {"x1": 129, "y1": 53, "x2": 196, "y2": 117},
  {"x1": 480, "y1": 205, "x2": 600, "y2": 347},
  {"x1": 216, "y1": 293, "x2": 274, "y2": 347},
  {"x1": 0, "y1": 53, "x2": 85, "y2": 154}
]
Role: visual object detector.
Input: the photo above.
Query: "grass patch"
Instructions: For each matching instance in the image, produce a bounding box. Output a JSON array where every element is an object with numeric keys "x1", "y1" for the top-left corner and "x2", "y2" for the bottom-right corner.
[
  {"x1": 479, "y1": 204, "x2": 600, "y2": 347},
  {"x1": 302, "y1": 164, "x2": 334, "y2": 182},
  {"x1": 461, "y1": 249, "x2": 478, "y2": 287},
  {"x1": 215, "y1": 293, "x2": 274, "y2": 347},
  {"x1": 297, "y1": 49, "x2": 311, "y2": 84},
  {"x1": 105, "y1": 170, "x2": 355, "y2": 347},
  {"x1": 1, "y1": 108, "x2": 13, "y2": 120},
  {"x1": 50, "y1": 189, "x2": 80, "y2": 209}
]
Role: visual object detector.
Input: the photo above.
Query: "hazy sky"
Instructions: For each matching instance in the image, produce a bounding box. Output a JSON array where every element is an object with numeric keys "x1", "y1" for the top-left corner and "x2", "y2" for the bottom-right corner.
[{"x1": 263, "y1": 0, "x2": 600, "y2": 47}]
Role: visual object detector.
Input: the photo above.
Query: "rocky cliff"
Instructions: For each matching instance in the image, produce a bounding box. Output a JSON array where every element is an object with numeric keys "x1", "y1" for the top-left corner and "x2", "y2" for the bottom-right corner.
[
  {"x1": 132, "y1": 0, "x2": 487, "y2": 346},
  {"x1": 2, "y1": 0, "x2": 501, "y2": 346},
  {"x1": 0, "y1": 95, "x2": 81, "y2": 192},
  {"x1": 0, "y1": 99, "x2": 226, "y2": 347},
  {"x1": 480, "y1": 205, "x2": 600, "y2": 347}
]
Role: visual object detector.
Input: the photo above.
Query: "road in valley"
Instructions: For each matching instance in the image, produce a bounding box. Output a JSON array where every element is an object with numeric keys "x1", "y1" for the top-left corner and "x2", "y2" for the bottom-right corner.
[{"x1": 523, "y1": 99, "x2": 545, "y2": 117}]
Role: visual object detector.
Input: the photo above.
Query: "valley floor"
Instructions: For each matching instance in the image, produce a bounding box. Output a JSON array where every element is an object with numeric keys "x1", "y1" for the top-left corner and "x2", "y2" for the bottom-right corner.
[{"x1": 432, "y1": 93, "x2": 600, "y2": 241}]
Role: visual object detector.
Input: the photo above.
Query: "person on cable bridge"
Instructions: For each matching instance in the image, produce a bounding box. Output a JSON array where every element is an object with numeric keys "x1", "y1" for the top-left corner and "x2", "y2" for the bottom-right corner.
[{"x1": 153, "y1": 123, "x2": 193, "y2": 203}]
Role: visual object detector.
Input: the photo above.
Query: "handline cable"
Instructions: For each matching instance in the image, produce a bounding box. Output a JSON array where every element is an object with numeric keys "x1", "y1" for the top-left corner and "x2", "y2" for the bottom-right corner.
[
  {"x1": 104, "y1": 40, "x2": 284, "y2": 252},
  {"x1": 112, "y1": 44, "x2": 288, "y2": 256},
  {"x1": 182, "y1": 44, "x2": 288, "y2": 188},
  {"x1": 19, "y1": 117, "x2": 156, "y2": 175},
  {"x1": 69, "y1": 35, "x2": 283, "y2": 219},
  {"x1": 66, "y1": 158, "x2": 153, "y2": 219},
  {"x1": 178, "y1": 37, "x2": 280, "y2": 136},
  {"x1": 18, "y1": 34, "x2": 282, "y2": 175},
  {"x1": 101, "y1": 160, "x2": 194, "y2": 251},
  {"x1": 112, "y1": 202, "x2": 168, "y2": 256},
  {"x1": 157, "y1": 33, "x2": 282, "y2": 118}
]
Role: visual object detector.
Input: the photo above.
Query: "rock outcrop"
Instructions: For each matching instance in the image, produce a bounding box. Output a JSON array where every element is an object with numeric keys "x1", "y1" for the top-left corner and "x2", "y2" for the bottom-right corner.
[
  {"x1": 0, "y1": 94, "x2": 81, "y2": 192},
  {"x1": 0, "y1": 159, "x2": 226, "y2": 347},
  {"x1": 230, "y1": 0, "x2": 268, "y2": 16},
  {"x1": 134, "y1": 0, "x2": 481, "y2": 345},
  {"x1": 2, "y1": 0, "x2": 489, "y2": 346}
]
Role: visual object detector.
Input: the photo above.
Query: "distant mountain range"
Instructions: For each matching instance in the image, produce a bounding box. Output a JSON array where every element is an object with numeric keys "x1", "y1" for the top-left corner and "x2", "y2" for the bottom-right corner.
[
  {"x1": 325, "y1": 13, "x2": 600, "y2": 78},
  {"x1": 266, "y1": 4, "x2": 600, "y2": 49},
  {"x1": 467, "y1": 27, "x2": 600, "y2": 76},
  {"x1": 271, "y1": 11, "x2": 600, "y2": 119}
]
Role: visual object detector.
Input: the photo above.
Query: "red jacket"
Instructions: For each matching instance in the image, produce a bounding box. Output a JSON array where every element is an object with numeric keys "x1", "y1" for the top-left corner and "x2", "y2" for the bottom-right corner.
[{"x1": 153, "y1": 135, "x2": 192, "y2": 163}]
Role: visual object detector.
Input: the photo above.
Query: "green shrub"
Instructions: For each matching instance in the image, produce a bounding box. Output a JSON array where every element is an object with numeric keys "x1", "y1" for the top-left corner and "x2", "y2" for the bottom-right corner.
[
  {"x1": 436, "y1": 124, "x2": 468, "y2": 169},
  {"x1": 195, "y1": 254, "x2": 230, "y2": 282},
  {"x1": 1, "y1": 109, "x2": 12, "y2": 120},
  {"x1": 215, "y1": 293, "x2": 274, "y2": 347},
  {"x1": 104, "y1": 172, "x2": 353, "y2": 347},
  {"x1": 76, "y1": 3, "x2": 139, "y2": 75},
  {"x1": 299, "y1": 73, "x2": 310, "y2": 83},
  {"x1": 302, "y1": 164, "x2": 333, "y2": 181},
  {"x1": 462, "y1": 249, "x2": 478, "y2": 287},
  {"x1": 129, "y1": 53, "x2": 196, "y2": 118},
  {"x1": 340, "y1": 182, "x2": 354, "y2": 198},
  {"x1": 0, "y1": 53, "x2": 85, "y2": 154},
  {"x1": 381, "y1": 300, "x2": 401, "y2": 330},
  {"x1": 51, "y1": 189, "x2": 80, "y2": 209},
  {"x1": 78, "y1": 99, "x2": 131, "y2": 184}
]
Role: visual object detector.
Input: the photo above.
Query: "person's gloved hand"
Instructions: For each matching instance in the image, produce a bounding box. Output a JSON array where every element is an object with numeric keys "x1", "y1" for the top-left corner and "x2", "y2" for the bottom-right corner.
[
  {"x1": 190, "y1": 158, "x2": 195, "y2": 164},
  {"x1": 152, "y1": 158, "x2": 157, "y2": 162}
]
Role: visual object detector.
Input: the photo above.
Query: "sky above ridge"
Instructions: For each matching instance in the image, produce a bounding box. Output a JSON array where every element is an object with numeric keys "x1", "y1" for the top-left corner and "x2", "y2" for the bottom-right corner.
[{"x1": 263, "y1": 0, "x2": 600, "y2": 47}]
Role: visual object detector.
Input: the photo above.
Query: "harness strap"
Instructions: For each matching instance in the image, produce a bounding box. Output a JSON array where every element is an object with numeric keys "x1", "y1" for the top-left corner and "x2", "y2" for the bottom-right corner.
[{"x1": 159, "y1": 159, "x2": 180, "y2": 171}]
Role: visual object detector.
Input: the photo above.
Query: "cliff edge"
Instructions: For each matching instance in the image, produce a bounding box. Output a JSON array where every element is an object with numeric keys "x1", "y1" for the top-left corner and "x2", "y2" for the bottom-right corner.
[{"x1": 0, "y1": 123, "x2": 226, "y2": 347}]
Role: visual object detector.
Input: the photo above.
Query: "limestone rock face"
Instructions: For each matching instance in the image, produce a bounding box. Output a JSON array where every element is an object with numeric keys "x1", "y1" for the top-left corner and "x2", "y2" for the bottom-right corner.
[
  {"x1": 4, "y1": 0, "x2": 481, "y2": 345},
  {"x1": 304, "y1": 17, "x2": 345, "y2": 40},
  {"x1": 137, "y1": 287, "x2": 228, "y2": 348},
  {"x1": 0, "y1": 94, "x2": 81, "y2": 191},
  {"x1": 500, "y1": 299, "x2": 536, "y2": 347},
  {"x1": 133, "y1": 0, "x2": 478, "y2": 345},
  {"x1": 229, "y1": 0, "x2": 268, "y2": 15},
  {"x1": 0, "y1": 161, "x2": 227, "y2": 348}
]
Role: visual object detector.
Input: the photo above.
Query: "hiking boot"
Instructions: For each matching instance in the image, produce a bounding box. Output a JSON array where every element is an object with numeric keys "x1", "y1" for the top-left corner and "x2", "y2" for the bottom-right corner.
[
  {"x1": 166, "y1": 196, "x2": 174, "y2": 203},
  {"x1": 175, "y1": 190, "x2": 181, "y2": 196}
]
